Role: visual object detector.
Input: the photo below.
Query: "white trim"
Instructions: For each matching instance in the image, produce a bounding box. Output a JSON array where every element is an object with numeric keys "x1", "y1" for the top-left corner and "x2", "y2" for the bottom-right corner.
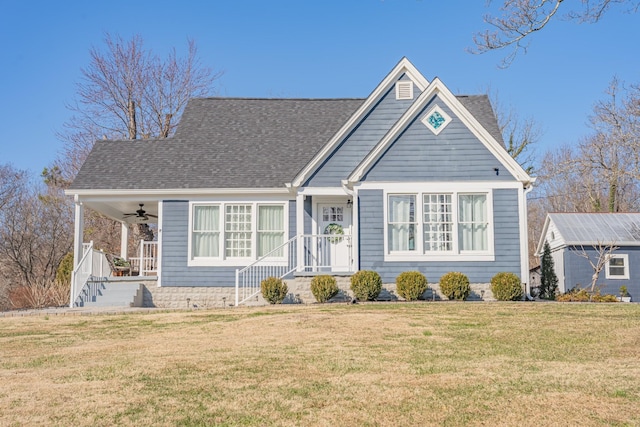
[
  {"x1": 298, "y1": 187, "x2": 351, "y2": 196},
  {"x1": 72, "y1": 199, "x2": 84, "y2": 269},
  {"x1": 290, "y1": 57, "x2": 429, "y2": 188},
  {"x1": 156, "y1": 201, "x2": 163, "y2": 287},
  {"x1": 120, "y1": 222, "x2": 129, "y2": 259},
  {"x1": 187, "y1": 200, "x2": 289, "y2": 267},
  {"x1": 65, "y1": 187, "x2": 291, "y2": 198},
  {"x1": 421, "y1": 104, "x2": 451, "y2": 135},
  {"x1": 355, "y1": 181, "x2": 523, "y2": 191},
  {"x1": 382, "y1": 188, "x2": 495, "y2": 262},
  {"x1": 347, "y1": 77, "x2": 533, "y2": 186},
  {"x1": 296, "y1": 192, "x2": 305, "y2": 272},
  {"x1": 395, "y1": 81, "x2": 414, "y2": 100},
  {"x1": 606, "y1": 254, "x2": 629, "y2": 279},
  {"x1": 519, "y1": 185, "x2": 533, "y2": 290}
]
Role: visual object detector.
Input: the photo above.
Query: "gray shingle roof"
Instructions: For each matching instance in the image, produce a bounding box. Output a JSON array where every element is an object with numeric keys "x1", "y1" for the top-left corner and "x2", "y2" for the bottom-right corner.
[
  {"x1": 550, "y1": 213, "x2": 640, "y2": 246},
  {"x1": 70, "y1": 95, "x2": 505, "y2": 190},
  {"x1": 457, "y1": 95, "x2": 504, "y2": 146}
]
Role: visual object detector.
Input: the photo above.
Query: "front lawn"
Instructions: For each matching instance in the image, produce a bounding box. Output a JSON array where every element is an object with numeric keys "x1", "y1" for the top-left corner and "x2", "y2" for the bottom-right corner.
[{"x1": 1, "y1": 303, "x2": 639, "y2": 426}]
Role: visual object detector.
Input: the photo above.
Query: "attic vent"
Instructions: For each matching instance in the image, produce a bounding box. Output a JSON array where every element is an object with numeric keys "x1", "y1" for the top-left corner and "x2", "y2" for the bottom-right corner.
[
  {"x1": 421, "y1": 104, "x2": 452, "y2": 135},
  {"x1": 395, "y1": 81, "x2": 414, "y2": 100}
]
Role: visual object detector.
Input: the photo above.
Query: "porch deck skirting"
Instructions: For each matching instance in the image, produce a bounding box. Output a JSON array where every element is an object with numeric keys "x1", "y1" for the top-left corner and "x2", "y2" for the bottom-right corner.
[{"x1": 142, "y1": 280, "x2": 497, "y2": 308}]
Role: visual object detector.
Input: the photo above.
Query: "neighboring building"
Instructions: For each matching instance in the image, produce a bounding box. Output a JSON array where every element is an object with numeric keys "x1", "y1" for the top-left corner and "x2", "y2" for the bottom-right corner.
[
  {"x1": 536, "y1": 212, "x2": 640, "y2": 299},
  {"x1": 67, "y1": 58, "x2": 534, "y2": 307}
]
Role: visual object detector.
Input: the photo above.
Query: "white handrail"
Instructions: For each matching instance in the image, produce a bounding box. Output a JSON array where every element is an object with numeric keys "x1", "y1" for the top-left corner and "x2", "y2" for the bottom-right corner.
[
  {"x1": 235, "y1": 234, "x2": 353, "y2": 306},
  {"x1": 70, "y1": 241, "x2": 94, "y2": 307},
  {"x1": 129, "y1": 240, "x2": 158, "y2": 276}
]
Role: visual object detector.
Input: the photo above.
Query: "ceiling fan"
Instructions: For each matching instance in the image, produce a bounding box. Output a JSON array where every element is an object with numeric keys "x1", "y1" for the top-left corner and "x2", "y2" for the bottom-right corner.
[{"x1": 123, "y1": 204, "x2": 157, "y2": 222}]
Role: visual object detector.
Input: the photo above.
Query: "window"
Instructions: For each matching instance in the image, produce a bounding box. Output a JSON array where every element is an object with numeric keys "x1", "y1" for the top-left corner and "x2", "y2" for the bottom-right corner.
[
  {"x1": 258, "y1": 205, "x2": 285, "y2": 257},
  {"x1": 225, "y1": 204, "x2": 252, "y2": 258},
  {"x1": 189, "y1": 202, "x2": 286, "y2": 264},
  {"x1": 388, "y1": 195, "x2": 417, "y2": 251},
  {"x1": 606, "y1": 254, "x2": 629, "y2": 279},
  {"x1": 423, "y1": 194, "x2": 453, "y2": 251},
  {"x1": 192, "y1": 205, "x2": 220, "y2": 258},
  {"x1": 386, "y1": 191, "x2": 492, "y2": 260},
  {"x1": 458, "y1": 194, "x2": 488, "y2": 251}
]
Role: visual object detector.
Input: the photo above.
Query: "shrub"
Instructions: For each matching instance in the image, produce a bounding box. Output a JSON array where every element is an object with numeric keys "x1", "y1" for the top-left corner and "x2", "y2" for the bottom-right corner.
[
  {"x1": 439, "y1": 272, "x2": 470, "y2": 301},
  {"x1": 311, "y1": 275, "x2": 339, "y2": 303},
  {"x1": 490, "y1": 272, "x2": 523, "y2": 301},
  {"x1": 260, "y1": 277, "x2": 288, "y2": 304},
  {"x1": 350, "y1": 270, "x2": 382, "y2": 301},
  {"x1": 556, "y1": 286, "x2": 618, "y2": 303},
  {"x1": 396, "y1": 271, "x2": 428, "y2": 301}
]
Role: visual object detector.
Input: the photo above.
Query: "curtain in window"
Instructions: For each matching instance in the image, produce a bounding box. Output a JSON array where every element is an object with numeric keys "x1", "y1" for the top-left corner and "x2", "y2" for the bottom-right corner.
[
  {"x1": 258, "y1": 205, "x2": 284, "y2": 257},
  {"x1": 388, "y1": 195, "x2": 416, "y2": 251},
  {"x1": 459, "y1": 195, "x2": 487, "y2": 251},
  {"x1": 192, "y1": 205, "x2": 219, "y2": 257}
]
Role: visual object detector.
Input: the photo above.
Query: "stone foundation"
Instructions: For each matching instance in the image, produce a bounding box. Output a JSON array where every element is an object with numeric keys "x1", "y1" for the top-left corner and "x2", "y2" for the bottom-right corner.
[{"x1": 142, "y1": 277, "x2": 496, "y2": 308}]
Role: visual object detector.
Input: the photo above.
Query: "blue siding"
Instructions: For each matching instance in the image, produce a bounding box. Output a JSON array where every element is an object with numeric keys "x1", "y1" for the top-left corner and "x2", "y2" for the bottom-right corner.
[
  {"x1": 160, "y1": 199, "x2": 296, "y2": 287},
  {"x1": 358, "y1": 189, "x2": 521, "y2": 283},
  {"x1": 305, "y1": 75, "x2": 420, "y2": 187},
  {"x1": 364, "y1": 95, "x2": 515, "y2": 182},
  {"x1": 563, "y1": 246, "x2": 640, "y2": 298},
  {"x1": 304, "y1": 196, "x2": 312, "y2": 234}
]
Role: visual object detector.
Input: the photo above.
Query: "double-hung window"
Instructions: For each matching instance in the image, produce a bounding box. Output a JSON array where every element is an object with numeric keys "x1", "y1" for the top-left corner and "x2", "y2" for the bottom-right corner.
[
  {"x1": 190, "y1": 202, "x2": 286, "y2": 264},
  {"x1": 386, "y1": 191, "x2": 492, "y2": 260},
  {"x1": 606, "y1": 254, "x2": 629, "y2": 279}
]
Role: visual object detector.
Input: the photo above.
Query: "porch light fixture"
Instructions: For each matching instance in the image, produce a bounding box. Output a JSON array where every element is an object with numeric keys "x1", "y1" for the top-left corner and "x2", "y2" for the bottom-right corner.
[{"x1": 347, "y1": 199, "x2": 353, "y2": 208}]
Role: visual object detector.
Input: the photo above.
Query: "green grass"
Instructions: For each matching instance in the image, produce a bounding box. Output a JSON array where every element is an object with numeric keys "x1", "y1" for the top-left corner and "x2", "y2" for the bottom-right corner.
[{"x1": 0, "y1": 303, "x2": 639, "y2": 426}]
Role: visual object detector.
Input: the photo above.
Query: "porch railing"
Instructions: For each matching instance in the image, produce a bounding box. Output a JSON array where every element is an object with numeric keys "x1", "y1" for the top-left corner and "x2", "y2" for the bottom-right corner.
[
  {"x1": 129, "y1": 240, "x2": 158, "y2": 276},
  {"x1": 69, "y1": 241, "x2": 110, "y2": 307},
  {"x1": 235, "y1": 234, "x2": 353, "y2": 306},
  {"x1": 235, "y1": 235, "x2": 298, "y2": 306}
]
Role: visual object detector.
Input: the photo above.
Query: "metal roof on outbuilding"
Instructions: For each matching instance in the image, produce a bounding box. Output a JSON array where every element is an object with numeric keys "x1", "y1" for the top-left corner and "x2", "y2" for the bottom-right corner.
[{"x1": 548, "y1": 213, "x2": 640, "y2": 246}]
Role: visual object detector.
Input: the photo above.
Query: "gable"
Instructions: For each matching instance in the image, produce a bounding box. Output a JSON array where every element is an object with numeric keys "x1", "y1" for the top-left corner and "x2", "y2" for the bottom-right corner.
[
  {"x1": 362, "y1": 94, "x2": 515, "y2": 182},
  {"x1": 304, "y1": 74, "x2": 422, "y2": 187}
]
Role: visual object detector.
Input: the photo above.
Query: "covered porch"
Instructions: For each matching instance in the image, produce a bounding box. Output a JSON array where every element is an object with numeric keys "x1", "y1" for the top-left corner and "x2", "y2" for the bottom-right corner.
[{"x1": 69, "y1": 195, "x2": 160, "y2": 307}]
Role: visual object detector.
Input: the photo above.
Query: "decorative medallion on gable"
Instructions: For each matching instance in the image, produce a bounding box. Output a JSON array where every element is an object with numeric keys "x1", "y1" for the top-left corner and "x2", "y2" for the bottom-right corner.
[{"x1": 421, "y1": 104, "x2": 451, "y2": 135}]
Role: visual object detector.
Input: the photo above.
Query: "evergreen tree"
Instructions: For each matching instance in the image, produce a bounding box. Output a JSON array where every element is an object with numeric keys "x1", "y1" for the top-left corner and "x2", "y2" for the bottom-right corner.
[{"x1": 539, "y1": 241, "x2": 559, "y2": 300}]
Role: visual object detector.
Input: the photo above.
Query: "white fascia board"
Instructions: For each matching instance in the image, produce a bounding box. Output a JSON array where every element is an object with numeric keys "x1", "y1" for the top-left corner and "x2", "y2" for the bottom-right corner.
[
  {"x1": 290, "y1": 57, "x2": 429, "y2": 188},
  {"x1": 347, "y1": 77, "x2": 535, "y2": 186},
  {"x1": 298, "y1": 187, "x2": 351, "y2": 196},
  {"x1": 354, "y1": 180, "x2": 523, "y2": 191},
  {"x1": 65, "y1": 187, "x2": 292, "y2": 199}
]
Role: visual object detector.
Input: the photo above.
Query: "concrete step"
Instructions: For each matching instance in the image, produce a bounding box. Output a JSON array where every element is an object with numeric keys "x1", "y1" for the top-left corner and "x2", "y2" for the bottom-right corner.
[{"x1": 82, "y1": 282, "x2": 142, "y2": 307}]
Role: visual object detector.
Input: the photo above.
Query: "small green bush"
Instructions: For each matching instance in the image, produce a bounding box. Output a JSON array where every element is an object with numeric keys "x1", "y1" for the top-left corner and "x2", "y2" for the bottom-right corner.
[
  {"x1": 55, "y1": 252, "x2": 74, "y2": 286},
  {"x1": 396, "y1": 271, "x2": 428, "y2": 301},
  {"x1": 311, "y1": 275, "x2": 339, "y2": 303},
  {"x1": 439, "y1": 272, "x2": 470, "y2": 301},
  {"x1": 350, "y1": 270, "x2": 382, "y2": 301},
  {"x1": 260, "y1": 277, "x2": 288, "y2": 304},
  {"x1": 490, "y1": 272, "x2": 523, "y2": 301}
]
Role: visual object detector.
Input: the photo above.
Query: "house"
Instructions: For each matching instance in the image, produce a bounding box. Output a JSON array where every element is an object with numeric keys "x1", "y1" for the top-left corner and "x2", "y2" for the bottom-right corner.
[
  {"x1": 66, "y1": 58, "x2": 534, "y2": 307},
  {"x1": 536, "y1": 212, "x2": 640, "y2": 299}
]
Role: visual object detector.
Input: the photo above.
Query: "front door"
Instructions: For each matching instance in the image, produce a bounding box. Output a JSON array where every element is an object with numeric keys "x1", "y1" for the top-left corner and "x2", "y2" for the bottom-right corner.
[{"x1": 317, "y1": 203, "x2": 352, "y2": 272}]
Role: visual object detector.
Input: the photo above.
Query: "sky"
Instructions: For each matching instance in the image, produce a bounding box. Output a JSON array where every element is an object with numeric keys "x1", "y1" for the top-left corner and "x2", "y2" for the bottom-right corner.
[{"x1": 1, "y1": 0, "x2": 639, "y2": 176}]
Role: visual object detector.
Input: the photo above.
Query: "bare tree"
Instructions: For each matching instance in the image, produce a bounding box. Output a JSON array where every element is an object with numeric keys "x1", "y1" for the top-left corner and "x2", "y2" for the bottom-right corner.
[
  {"x1": 57, "y1": 33, "x2": 222, "y2": 180},
  {"x1": 571, "y1": 241, "x2": 619, "y2": 293},
  {"x1": 472, "y1": 0, "x2": 639, "y2": 67},
  {"x1": 0, "y1": 172, "x2": 73, "y2": 308},
  {"x1": 0, "y1": 164, "x2": 25, "y2": 211},
  {"x1": 52, "y1": 34, "x2": 222, "y2": 256}
]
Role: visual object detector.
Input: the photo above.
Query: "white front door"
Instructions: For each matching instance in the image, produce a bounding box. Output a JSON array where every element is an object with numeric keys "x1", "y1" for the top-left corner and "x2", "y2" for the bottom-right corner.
[{"x1": 317, "y1": 203, "x2": 352, "y2": 272}]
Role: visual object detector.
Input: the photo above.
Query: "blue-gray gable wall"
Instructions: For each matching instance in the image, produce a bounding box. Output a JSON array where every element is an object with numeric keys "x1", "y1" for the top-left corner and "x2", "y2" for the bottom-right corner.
[
  {"x1": 562, "y1": 246, "x2": 640, "y2": 297},
  {"x1": 364, "y1": 95, "x2": 514, "y2": 182},
  {"x1": 305, "y1": 75, "x2": 420, "y2": 187},
  {"x1": 160, "y1": 199, "x2": 296, "y2": 287},
  {"x1": 358, "y1": 189, "x2": 521, "y2": 283}
]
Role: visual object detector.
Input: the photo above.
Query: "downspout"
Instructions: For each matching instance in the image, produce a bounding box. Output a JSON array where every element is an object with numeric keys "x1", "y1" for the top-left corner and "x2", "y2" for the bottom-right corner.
[{"x1": 521, "y1": 182, "x2": 534, "y2": 298}]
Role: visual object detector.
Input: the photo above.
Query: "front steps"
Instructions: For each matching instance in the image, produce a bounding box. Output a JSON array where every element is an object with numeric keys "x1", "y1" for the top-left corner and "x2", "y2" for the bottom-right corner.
[{"x1": 78, "y1": 281, "x2": 143, "y2": 307}]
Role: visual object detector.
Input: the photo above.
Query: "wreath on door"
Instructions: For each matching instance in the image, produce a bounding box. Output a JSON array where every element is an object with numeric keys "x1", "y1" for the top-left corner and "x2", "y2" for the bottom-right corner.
[{"x1": 323, "y1": 223, "x2": 344, "y2": 243}]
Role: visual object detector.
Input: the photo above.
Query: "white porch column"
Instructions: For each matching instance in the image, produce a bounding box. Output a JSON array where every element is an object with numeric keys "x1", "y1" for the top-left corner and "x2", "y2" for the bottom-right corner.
[
  {"x1": 72, "y1": 198, "x2": 84, "y2": 268},
  {"x1": 120, "y1": 222, "x2": 129, "y2": 259},
  {"x1": 296, "y1": 192, "x2": 305, "y2": 272}
]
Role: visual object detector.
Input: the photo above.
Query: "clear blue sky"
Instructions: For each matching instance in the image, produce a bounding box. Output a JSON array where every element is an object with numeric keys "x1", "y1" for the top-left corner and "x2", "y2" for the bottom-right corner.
[{"x1": 1, "y1": 0, "x2": 638, "y2": 175}]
